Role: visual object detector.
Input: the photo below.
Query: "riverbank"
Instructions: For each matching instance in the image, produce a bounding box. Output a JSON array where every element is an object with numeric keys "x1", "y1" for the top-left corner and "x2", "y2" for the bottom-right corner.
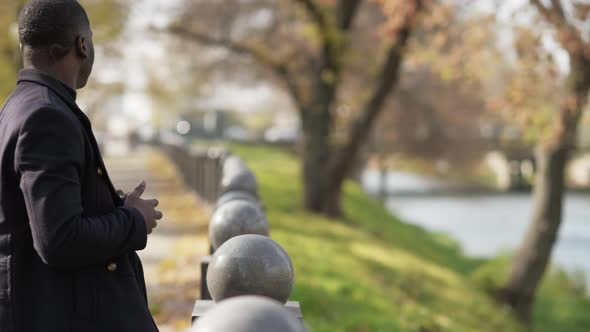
[
  {"x1": 384, "y1": 193, "x2": 590, "y2": 291},
  {"x1": 230, "y1": 144, "x2": 590, "y2": 332},
  {"x1": 362, "y1": 169, "x2": 590, "y2": 197}
]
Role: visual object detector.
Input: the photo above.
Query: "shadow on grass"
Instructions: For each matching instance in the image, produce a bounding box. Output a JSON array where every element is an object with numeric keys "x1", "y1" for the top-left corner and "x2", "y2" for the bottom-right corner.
[{"x1": 342, "y1": 182, "x2": 484, "y2": 275}]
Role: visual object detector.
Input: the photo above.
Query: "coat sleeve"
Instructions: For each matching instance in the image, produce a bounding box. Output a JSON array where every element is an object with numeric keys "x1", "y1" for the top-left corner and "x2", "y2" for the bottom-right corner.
[{"x1": 15, "y1": 107, "x2": 148, "y2": 268}]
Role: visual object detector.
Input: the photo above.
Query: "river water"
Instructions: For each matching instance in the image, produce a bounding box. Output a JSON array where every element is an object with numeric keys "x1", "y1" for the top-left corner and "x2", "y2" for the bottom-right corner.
[{"x1": 362, "y1": 171, "x2": 590, "y2": 289}]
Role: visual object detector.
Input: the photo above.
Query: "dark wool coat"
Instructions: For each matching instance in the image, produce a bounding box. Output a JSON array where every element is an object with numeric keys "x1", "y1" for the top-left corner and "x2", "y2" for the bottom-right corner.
[{"x1": 0, "y1": 69, "x2": 158, "y2": 332}]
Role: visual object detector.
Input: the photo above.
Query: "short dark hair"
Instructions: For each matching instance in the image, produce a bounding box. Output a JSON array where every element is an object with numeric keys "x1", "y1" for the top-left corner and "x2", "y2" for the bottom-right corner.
[{"x1": 18, "y1": 0, "x2": 90, "y2": 59}]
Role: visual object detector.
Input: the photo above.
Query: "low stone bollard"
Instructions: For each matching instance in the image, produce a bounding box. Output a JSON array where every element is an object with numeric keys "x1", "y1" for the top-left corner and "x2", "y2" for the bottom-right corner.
[
  {"x1": 157, "y1": 134, "x2": 229, "y2": 205},
  {"x1": 191, "y1": 296, "x2": 307, "y2": 332},
  {"x1": 173, "y1": 149, "x2": 307, "y2": 330},
  {"x1": 206, "y1": 234, "x2": 295, "y2": 304},
  {"x1": 199, "y1": 158, "x2": 264, "y2": 300},
  {"x1": 208, "y1": 201, "x2": 269, "y2": 251},
  {"x1": 220, "y1": 156, "x2": 258, "y2": 197},
  {"x1": 222, "y1": 155, "x2": 248, "y2": 173},
  {"x1": 215, "y1": 190, "x2": 259, "y2": 209}
]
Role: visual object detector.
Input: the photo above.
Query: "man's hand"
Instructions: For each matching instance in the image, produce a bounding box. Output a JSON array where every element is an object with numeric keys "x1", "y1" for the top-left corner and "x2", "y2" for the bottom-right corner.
[{"x1": 124, "y1": 181, "x2": 163, "y2": 234}]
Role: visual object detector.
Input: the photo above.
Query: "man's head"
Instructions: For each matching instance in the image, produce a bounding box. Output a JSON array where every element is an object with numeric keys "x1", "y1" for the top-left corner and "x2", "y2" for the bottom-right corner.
[{"x1": 18, "y1": 0, "x2": 94, "y2": 89}]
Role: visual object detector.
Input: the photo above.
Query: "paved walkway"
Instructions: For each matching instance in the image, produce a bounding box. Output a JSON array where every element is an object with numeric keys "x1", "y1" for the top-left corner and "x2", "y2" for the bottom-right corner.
[{"x1": 104, "y1": 144, "x2": 210, "y2": 331}]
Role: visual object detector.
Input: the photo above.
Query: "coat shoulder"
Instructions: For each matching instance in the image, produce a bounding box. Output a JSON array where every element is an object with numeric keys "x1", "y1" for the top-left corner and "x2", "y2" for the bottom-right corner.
[
  {"x1": 1, "y1": 84, "x2": 78, "y2": 158},
  {"x1": 11, "y1": 84, "x2": 80, "y2": 132},
  {"x1": 6, "y1": 83, "x2": 52, "y2": 113}
]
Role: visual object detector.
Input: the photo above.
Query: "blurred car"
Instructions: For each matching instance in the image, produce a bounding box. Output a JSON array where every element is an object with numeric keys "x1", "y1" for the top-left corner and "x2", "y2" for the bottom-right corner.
[
  {"x1": 264, "y1": 127, "x2": 299, "y2": 144},
  {"x1": 224, "y1": 126, "x2": 252, "y2": 141}
]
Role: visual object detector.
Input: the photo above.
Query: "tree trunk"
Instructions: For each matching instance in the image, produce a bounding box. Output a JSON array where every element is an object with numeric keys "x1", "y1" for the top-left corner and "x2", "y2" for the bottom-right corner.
[
  {"x1": 501, "y1": 54, "x2": 590, "y2": 323},
  {"x1": 307, "y1": 11, "x2": 415, "y2": 218},
  {"x1": 502, "y1": 141, "x2": 569, "y2": 322},
  {"x1": 299, "y1": 0, "x2": 421, "y2": 218},
  {"x1": 302, "y1": 171, "x2": 343, "y2": 217},
  {"x1": 301, "y1": 109, "x2": 343, "y2": 217}
]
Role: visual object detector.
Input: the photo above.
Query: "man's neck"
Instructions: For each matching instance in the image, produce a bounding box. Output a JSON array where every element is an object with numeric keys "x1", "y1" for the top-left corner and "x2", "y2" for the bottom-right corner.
[{"x1": 23, "y1": 63, "x2": 78, "y2": 91}]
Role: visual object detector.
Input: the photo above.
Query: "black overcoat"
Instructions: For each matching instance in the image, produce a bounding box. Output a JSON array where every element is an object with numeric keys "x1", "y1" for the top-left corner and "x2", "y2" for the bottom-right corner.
[{"x1": 0, "y1": 69, "x2": 158, "y2": 332}]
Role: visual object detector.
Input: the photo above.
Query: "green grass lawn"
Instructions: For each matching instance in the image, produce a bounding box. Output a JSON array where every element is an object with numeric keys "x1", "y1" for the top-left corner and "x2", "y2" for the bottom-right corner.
[{"x1": 228, "y1": 144, "x2": 590, "y2": 332}]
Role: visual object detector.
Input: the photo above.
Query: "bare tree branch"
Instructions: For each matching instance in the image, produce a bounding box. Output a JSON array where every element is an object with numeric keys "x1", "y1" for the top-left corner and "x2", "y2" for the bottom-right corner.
[
  {"x1": 166, "y1": 25, "x2": 304, "y2": 109},
  {"x1": 530, "y1": 0, "x2": 552, "y2": 19},
  {"x1": 275, "y1": 65, "x2": 306, "y2": 113},
  {"x1": 550, "y1": 0, "x2": 566, "y2": 19},
  {"x1": 337, "y1": 0, "x2": 362, "y2": 31},
  {"x1": 286, "y1": 0, "x2": 347, "y2": 119},
  {"x1": 530, "y1": 0, "x2": 589, "y2": 57},
  {"x1": 530, "y1": 0, "x2": 567, "y2": 26},
  {"x1": 289, "y1": 0, "x2": 360, "y2": 100},
  {"x1": 328, "y1": 1, "x2": 421, "y2": 184},
  {"x1": 292, "y1": 0, "x2": 329, "y2": 34},
  {"x1": 293, "y1": 0, "x2": 361, "y2": 33},
  {"x1": 291, "y1": 0, "x2": 337, "y2": 77},
  {"x1": 168, "y1": 26, "x2": 276, "y2": 66}
]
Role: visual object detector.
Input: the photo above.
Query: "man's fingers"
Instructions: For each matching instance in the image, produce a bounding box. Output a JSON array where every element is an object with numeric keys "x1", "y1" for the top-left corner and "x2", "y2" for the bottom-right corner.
[
  {"x1": 130, "y1": 181, "x2": 146, "y2": 197},
  {"x1": 154, "y1": 211, "x2": 163, "y2": 220},
  {"x1": 146, "y1": 199, "x2": 159, "y2": 207},
  {"x1": 116, "y1": 189, "x2": 125, "y2": 196}
]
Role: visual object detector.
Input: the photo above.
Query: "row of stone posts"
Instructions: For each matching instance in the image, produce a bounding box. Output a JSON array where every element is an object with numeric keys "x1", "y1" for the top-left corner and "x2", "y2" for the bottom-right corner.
[
  {"x1": 156, "y1": 133, "x2": 226, "y2": 203},
  {"x1": 156, "y1": 137, "x2": 308, "y2": 332}
]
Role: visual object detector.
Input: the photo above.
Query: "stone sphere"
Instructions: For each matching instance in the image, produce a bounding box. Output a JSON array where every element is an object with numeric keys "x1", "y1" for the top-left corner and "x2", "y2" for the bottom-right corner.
[
  {"x1": 209, "y1": 200, "x2": 269, "y2": 251},
  {"x1": 223, "y1": 155, "x2": 247, "y2": 172},
  {"x1": 191, "y1": 296, "x2": 307, "y2": 332},
  {"x1": 220, "y1": 169, "x2": 258, "y2": 197},
  {"x1": 207, "y1": 235, "x2": 295, "y2": 303},
  {"x1": 216, "y1": 190, "x2": 259, "y2": 209}
]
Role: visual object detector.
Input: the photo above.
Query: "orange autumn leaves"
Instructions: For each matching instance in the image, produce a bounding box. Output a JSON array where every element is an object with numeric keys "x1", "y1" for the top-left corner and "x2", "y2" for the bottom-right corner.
[{"x1": 376, "y1": 0, "x2": 430, "y2": 38}]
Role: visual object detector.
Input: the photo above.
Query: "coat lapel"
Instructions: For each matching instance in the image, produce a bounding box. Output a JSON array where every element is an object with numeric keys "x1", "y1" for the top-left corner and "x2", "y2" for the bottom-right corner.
[{"x1": 18, "y1": 70, "x2": 123, "y2": 205}]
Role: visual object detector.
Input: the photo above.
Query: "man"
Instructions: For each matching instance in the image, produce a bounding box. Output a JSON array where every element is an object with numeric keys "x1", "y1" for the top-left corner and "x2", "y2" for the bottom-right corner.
[{"x1": 0, "y1": 1, "x2": 163, "y2": 331}]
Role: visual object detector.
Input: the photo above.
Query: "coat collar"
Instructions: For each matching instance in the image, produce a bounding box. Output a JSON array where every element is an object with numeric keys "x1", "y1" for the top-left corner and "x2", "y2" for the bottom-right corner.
[
  {"x1": 18, "y1": 69, "x2": 77, "y2": 103},
  {"x1": 17, "y1": 69, "x2": 91, "y2": 130}
]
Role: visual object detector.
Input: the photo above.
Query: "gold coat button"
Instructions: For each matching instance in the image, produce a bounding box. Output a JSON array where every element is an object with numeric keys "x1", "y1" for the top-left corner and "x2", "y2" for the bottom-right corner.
[
  {"x1": 107, "y1": 262, "x2": 117, "y2": 272},
  {"x1": 97, "y1": 168, "x2": 103, "y2": 176}
]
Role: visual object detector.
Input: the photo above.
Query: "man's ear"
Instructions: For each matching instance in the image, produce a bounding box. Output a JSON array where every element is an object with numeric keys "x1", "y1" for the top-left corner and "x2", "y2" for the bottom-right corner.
[
  {"x1": 75, "y1": 35, "x2": 88, "y2": 59},
  {"x1": 19, "y1": 43, "x2": 23, "y2": 54},
  {"x1": 48, "y1": 43, "x2": 71, "y2": 61}
]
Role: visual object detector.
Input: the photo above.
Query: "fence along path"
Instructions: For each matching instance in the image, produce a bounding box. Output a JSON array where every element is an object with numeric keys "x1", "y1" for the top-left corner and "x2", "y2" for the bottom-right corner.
[{"x1": 104, "y1": 146, "x2": 210, "y2": 331}]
